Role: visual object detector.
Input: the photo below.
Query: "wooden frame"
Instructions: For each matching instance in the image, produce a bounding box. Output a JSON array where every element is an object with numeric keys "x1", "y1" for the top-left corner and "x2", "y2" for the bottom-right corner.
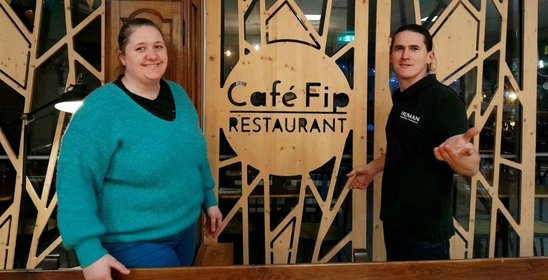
[{"x1": 1, "y1": 258, "x2": 547, "y2": 279}]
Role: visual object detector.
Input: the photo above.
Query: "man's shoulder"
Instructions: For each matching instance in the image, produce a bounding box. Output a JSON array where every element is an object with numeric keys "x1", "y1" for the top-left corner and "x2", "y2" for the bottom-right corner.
[{"x1": 423, "y1": 77, "x2": 463, "y2": 102}]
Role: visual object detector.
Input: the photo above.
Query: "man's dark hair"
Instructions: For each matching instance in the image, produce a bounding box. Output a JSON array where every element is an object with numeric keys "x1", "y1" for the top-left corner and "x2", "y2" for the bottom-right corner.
[{"x1": 390, "y1": 24, "x2": 433, "y2": 52}]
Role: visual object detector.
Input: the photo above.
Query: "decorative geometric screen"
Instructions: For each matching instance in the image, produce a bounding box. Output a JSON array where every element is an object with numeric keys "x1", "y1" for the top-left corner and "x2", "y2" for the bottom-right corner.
[
  {"x1": 205, "y1": 0, "x2": 369, "y2": 264},
  {"x1": 0, "y1": 0, "x2": 103, "y2": 269}
]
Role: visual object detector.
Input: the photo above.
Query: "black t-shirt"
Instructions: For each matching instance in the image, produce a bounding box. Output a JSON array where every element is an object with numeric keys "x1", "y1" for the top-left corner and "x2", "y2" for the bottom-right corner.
[
  {"x1": 380, "y1": 74, "x2": 467, "y2": 241},
  {"x1": 113, "y1": 78, "x2": 176, "y2": 121}
]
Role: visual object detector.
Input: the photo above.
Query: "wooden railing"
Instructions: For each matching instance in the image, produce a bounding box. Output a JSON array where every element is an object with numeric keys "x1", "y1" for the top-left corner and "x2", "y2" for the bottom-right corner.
[{"x1": 0, "y1": 258, "x2": 546, "y2": 280}]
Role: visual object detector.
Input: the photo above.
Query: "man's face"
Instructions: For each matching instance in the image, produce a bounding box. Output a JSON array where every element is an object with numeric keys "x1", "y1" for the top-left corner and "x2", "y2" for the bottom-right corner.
[{"x1": 390, "y1": 30, "x2": 434, "y2": 90}]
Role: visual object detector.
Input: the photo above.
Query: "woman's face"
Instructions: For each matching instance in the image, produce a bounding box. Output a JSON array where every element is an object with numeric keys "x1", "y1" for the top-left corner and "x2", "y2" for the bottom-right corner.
[{"x1": 119, "y1": 25, "x2": 168, "y2": 85}]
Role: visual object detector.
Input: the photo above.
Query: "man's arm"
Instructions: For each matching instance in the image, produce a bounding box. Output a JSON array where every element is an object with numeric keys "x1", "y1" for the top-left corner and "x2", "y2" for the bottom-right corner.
[{"x1": 434, "y1": 127, "x2": 481, "y2": 177}]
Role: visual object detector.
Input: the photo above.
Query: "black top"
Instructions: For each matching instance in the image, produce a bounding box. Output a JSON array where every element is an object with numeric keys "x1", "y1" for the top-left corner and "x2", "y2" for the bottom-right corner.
[
  {"x1": 380, "y1": 74, "x2": 467, "y2": 241},
  {"x1": 113, "y1": 79, "x2": 176, "y2": 121}
]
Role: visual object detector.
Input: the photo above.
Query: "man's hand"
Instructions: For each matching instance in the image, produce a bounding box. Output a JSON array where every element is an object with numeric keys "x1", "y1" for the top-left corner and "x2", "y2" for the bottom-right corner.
[
  {"x1": 346, "y1": 155, "x2": 385, "y2": 190},
  {"x1": 83, "y1": 254, "x2": 129, "y2": 280},
  {"x1": 346, "y1": 166, "x2": 376, "y2": 190},
  {"x1": 434, "y1": 127, "x2": 481, "y2": 177}
]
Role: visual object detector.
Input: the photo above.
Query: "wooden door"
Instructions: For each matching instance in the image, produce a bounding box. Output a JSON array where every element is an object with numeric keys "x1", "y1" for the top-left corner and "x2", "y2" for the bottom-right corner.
[{"x1": 106, "y1": 0, "x2": 203, "y2": 117}]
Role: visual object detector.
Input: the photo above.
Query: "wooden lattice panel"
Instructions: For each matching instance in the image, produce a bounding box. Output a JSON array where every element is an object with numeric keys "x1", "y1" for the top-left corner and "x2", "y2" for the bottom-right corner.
[
  {"x1": 205, "y1": 0, "x2": 368, "y2": 264},
  {"x1": 0, "y1": 6, "x2": 29, "y2": 88},
  {"x1": 0, "y1": 0, "x2": 105, "y2": 269}
]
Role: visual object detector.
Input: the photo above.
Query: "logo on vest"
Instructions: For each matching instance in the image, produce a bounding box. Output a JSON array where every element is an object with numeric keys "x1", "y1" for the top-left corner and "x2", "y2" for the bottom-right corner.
[{"x1": 400, "y1": 111, "x2": 420, "y2": 124}]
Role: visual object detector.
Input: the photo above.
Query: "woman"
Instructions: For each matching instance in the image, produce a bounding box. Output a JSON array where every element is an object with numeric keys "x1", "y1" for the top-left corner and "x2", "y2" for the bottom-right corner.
[{"x1": 57, "y1": 18, "x2": 222, "y2": 280}]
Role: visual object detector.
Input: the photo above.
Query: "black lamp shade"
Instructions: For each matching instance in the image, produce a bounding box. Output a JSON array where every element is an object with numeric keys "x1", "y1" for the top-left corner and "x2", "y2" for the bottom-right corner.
[{"x1": 53, "y1": 83, "x2": 90, "y2": 113}]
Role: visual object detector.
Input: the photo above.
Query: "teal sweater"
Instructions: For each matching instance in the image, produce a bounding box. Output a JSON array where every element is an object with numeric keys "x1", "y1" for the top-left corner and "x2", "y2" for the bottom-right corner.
[{"x1": 56, "y1": 81, "x2": 217, "y2": 268}]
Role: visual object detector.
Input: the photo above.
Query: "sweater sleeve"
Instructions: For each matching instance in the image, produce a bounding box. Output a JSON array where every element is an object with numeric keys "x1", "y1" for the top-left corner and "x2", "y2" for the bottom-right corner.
[
  {"x1": 168, "y1": 80, "x2": 218, "y2": 210},
  {"x1": 200, "y1": 155, "x2": 218, "y2": 210},
  {"x1": 56, "y1": 109, "x2": 115, "y2": 268}
]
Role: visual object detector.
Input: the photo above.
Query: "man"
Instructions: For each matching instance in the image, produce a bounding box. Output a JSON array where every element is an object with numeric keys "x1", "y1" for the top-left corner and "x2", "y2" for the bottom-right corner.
[{"x1": 347, "y1": 24, "x2": 480, "y2": 261}]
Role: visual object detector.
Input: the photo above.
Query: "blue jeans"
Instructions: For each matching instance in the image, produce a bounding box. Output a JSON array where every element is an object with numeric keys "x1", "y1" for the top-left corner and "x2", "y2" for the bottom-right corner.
[
  {"x1": 103, "y1": 223, "x2": 197, "y2": 268},
  {"x1": 384, "y1": 229, "x2": 450, "y2": 261}
]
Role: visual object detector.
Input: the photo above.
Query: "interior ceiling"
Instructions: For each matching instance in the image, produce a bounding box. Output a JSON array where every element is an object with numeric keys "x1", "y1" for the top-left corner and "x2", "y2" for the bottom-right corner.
[{"x1": 228, "y1": 0, "x2": 548, "y2": 41}]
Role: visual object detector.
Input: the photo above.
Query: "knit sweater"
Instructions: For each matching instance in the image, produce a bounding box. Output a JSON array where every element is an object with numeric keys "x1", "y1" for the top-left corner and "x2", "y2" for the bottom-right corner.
[{"x1": 56, "y1": 81, "x2": 217, "y2": 268}]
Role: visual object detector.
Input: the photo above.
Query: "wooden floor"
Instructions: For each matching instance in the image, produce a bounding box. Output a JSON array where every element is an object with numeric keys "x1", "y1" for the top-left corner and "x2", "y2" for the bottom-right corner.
[{"x1": 0, "y1": 257, "x2": 546, "y2": 280}]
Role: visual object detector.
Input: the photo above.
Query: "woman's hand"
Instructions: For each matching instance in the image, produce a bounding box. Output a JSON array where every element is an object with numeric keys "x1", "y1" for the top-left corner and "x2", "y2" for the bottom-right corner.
[
  {"x1": 83, "y1": 254, "x2": 129, "y2": 280},
  {"x1": 203, "y1": 205, "x2": 223, "y2": 238}
]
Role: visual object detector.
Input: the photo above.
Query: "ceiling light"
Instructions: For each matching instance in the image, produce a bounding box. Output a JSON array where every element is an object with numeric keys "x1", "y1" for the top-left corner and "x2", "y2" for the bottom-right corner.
[
  {"x1": 305, "y1": 14, "x2": 321, "y2": 21},
  {"x1": 421, "y1": 16, "x2": 438, "y2": 22}
]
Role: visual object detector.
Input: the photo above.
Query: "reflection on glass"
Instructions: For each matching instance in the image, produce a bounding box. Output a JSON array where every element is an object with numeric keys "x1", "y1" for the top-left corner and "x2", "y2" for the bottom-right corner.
[
  {"x1": 309, "y1": 157, "x2": 336, "y2": 201},
  {"x1": 74, "y1": 16, "x2": 102, "y2": 71},
  {"x1": 219, "y1": 162, "x2": 243, "y2": 199},
  {"x1": 0, "y1": 159, "x2": 16, "y2": 209},
  {"x1": 295, "y1": 0, "x2": 326, "y2": 35},
  {"x1": 218, "y1": 209, "x2": 246, "y2": 263},
  {"x1": 299, "y1": 176, "x2": 352, "y2": 263},
  {"x1": 496, "y1": 210, "x2": 520, "y2": 257},
  {"x1": 449, "y1": 67, "x2": 477, "y2": 111},
  {"x1": 7, "y1": 0, "x2": 37, "y2": 31},
  {"x1": 475, "y1": 182, "x2": 492, "y2": 258},
  {"x1": 222, "y1": 0, "x2": 239, "y2": 86},
  {"x1": 244, "y1": 0, "x2": 260, "y2": 50},
  {"x1": 219, "y1": 129, "x2": 237, "y2": 160},
  {"x1": 265, "y1": 0, "x2": 277, "y2": 10},
  {"x1": 75, "y1": 61, "x2": 101, "y2": 92},
  {"x1": 70, "y1": 0, "x2": 101, "y2": 28},
  {"x1": 0, "y1": 80, "x2": 24, "y2": 152},
  {"x1": 481, "y1": 52, "x2": 500, "y2": 114},
  {"x1": 30, "y1": 46, "x2": 69, "y2": 156},
  {"x1": 418, "y1": 0, "x2": 450, "y2": 29},
  {"x1": 501, "y1": 77, "x2": 522, "y2": 161},
  {"x1": 484, "y1": 0, "x2": 501, "y2": 51},
  {"x1": 326, "y1": 0, "x2": 353, "y2": 57},
  {"x1": 479, "y1": 109, "x2": 497, "y2": 185},
  {"x1": 468, "y1": 0, "x2": 481, "y2": 11},
  {"x1": 37, "y1": 0, "x2": 66, "y2": 57},
  {"x1": 336, "y1": 48, "x2": 354, "y2": 89},
  {"x1": 499, "y1": 164, "x2": 521, "y2": 224},
  {"x1": 505, "y1": 0, "x2": 522, "y2": 87},
  {"x1": 391, "y1": 0, "x2": 415, "y2": 32},
  {"x1": 536, "y1": 4, "x2": 548, "y2": 253},
  {"x1": 453, "y1": 175, "x2": 471, "y2": 231}
]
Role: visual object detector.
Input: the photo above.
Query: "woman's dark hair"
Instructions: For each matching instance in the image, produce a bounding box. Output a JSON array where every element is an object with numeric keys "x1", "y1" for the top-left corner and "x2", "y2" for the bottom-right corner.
[
  {"x1": 117, "y1": 18, "x2": 163, "y2": 54},
  {"x1": 389, "y1": 24, "x2": 433, "y2": 52}
]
